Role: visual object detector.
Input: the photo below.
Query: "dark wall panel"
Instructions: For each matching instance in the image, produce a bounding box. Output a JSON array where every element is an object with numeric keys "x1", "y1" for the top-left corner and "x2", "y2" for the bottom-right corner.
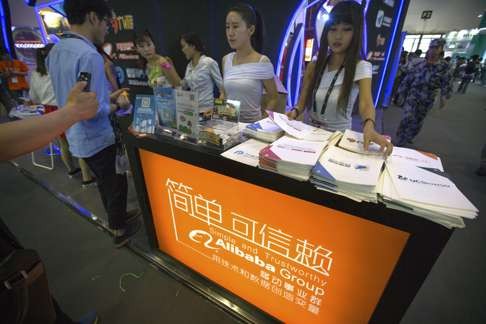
[{"x1": 110, "y1": 0, "x2": 301, "y2": 76}]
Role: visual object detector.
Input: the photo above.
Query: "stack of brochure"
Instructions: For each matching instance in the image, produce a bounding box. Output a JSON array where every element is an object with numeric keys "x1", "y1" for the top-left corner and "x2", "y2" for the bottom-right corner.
[
  {"x1": 221, "y1": 139, "x2": 268, "y2": 167},
  {"x1": 311, "y1": 145, "x2": 385, "y2": 203},
  {"x1": 243, "y1": 118, "x2": 284, "y2": 142},
  {"x1": 338, "y1": 129, "x2": 388, "y2": 155},
  {"x1": 378, "y1": 160, "x2": 478, "y2": 228},
  {"x1": 259, "y1": 136, "x2": 327, "y2": 181},
  {"x1": 388, "y1": 147, "x2": 444, "y2": 172},
  {"x1": 199, "y1": 119, "x2": 241, "y2": 148}
]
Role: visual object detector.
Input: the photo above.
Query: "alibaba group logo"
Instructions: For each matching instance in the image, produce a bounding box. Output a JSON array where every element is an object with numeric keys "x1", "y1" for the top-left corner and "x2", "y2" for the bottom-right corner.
[{"x1": 189, "y1": 229, "x2": 219, "y2": 250}]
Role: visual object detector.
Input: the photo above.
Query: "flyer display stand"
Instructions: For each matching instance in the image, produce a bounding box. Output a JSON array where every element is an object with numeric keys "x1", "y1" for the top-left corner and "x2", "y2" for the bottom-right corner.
[{"x1": 124, "y1": 131, "x2": 452, "y2": 324}]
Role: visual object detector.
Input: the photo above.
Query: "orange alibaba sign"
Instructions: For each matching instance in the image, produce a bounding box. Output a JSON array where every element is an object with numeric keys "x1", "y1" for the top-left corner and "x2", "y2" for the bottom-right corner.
[{"x1": 139, "y1": 149, "x2": 409, "y2": 323}]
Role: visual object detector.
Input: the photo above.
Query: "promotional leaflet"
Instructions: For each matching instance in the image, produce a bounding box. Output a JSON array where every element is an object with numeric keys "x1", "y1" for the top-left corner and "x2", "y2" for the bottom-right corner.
[
  {"x1": 175, "y1": 89, "x2": 199, "y2": 137},
  {"x1": 311, "y1": 146, "x2": 385, "y2": 203},
  {"x1": 132, "y1": 95, "x2": 156, "y2": 134},
  {"x1": 154, "y1": 86, "x2": 176, "y2": 129},
  {"x1": 267, "y1": 111, "x2": 336, "y2": 142},
  {"x1": 314, "y1": 146, "x2": 385, "y2": 187},
  {"x1": 221, "y1": 139, "x2": 268, "y2": 167},
  {"x1": 267, "y1": 111, "x2": 316, "y2": 140},
  {"x1": 379, "y1": 167, "x2": 469, "y2": 228},
  {"x1": 389, "y1": 147, "x2": 444, "y2": 172},
  {"x1": 385, "y1": 162, "x2": 478, "y2": 215},
  {"x1": 338, "y1": 129, "x2": 386, "y2": 155},
  {"x1": 259, "y1": 136, "x2": 328, "y2": 181},
  {"x1": 243, "y1": 118, "x2": 284, "y2": 142}
]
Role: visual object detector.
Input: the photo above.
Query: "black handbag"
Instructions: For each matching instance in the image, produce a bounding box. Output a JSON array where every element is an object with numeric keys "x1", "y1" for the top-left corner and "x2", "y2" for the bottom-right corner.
[{"x1": 0, "y1": 220, "x2": 56, "y2": 324}]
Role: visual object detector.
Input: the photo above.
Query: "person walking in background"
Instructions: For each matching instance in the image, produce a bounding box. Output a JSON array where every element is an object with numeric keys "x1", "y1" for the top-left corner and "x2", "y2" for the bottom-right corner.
[
  {"x1": 392, "y1": 50, "x2": 409, "y2": 106},
  {"x1": 29, "y1": 44, "x2": 96, "y2": 186},
  {"x1": 0, "y1": 51, "x2": 29, "y2": 102},
  {"x1": 47, "y1": 0, "x2": 140, "y2": 248},
  {"x1": 457, "y1": 56, "x2": 478, "y2": 94},
  {"x1": 472, "y1": 55, "x2": 481, "y2": 84},
  {"x1": 395, "y1": 38, "x2": 452, "y2": 147},
  {"x1": 481, "y1": 58, "x2": 486, "y2": 87}
]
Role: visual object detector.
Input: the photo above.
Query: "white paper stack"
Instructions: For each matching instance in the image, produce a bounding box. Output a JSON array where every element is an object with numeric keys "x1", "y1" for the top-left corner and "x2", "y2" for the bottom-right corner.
[
  {"x1": 259, "y1": 136, "x2": 327, "y2": 181},
  {"x1": 243, "y1": 118, "x2": 284, "y2": 142},
  {"x1": 389, "y1": 147, "x2": 444, "y2": 172},
  {"x1": 221, "y1": 139, "x2": 268, "y2": 167},
  {"x1": 311, "y1": 146, "x2": 385, "y2": 203},
  {"x1": 266, "y1": 111, "x2": 334, "y2": 141},
  {"x1": 338, "y1": 129, "x2": 387, "y2": 155},
  {"x1": 379, "y1": 161, "x2": 478, "y2": 228}
]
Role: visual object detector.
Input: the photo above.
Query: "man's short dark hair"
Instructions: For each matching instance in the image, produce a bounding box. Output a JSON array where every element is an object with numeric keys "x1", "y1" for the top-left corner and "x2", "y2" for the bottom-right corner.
[{"x1": 63, "y1": 0, "x2": 112, "y2": 25}]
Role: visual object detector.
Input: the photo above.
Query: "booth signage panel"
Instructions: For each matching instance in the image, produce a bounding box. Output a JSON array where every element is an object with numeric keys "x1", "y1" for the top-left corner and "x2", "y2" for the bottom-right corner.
[{"x1": 139, "y1": 149, "x2": 409, "y2": 323}]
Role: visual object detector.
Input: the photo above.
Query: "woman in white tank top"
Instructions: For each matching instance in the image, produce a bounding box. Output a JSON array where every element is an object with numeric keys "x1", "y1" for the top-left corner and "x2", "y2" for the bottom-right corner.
[
  {"x1": 222, "y1": 4, "x2": 278, "y2": 123},
  {"x1": 288, "y1": 2, "x2": 392, "y2": 155}
]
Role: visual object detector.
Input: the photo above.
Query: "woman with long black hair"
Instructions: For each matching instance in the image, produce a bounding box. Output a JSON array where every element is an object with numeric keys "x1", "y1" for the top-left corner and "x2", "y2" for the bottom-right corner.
[
  {"x1": 222, "y1": 3, "x2": 278, "y2": 123},
  {"x1": 288, "y1": 1, "x2": 392, "y2": 154}
]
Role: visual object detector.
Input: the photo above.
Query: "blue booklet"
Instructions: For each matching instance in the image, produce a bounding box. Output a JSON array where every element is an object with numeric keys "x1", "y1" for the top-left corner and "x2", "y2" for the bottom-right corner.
[
  {"x1": 133, "y1": 95, "x2": 156, "y2": 134},
  {"x1": 154, "y1": 86, "x2": 176, "y2": 129}
]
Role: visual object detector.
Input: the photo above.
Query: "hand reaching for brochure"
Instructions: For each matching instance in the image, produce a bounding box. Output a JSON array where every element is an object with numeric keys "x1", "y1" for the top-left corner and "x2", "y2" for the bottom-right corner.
[
  {"x1": 363, "y1": 123, "x2": 393, "y2": 156},
  {"x1": 286, "y1": 109, "x2": 298, "y2": 120},
  {"x1": 65, "y1": 81, "x2": 98, "y2": 121}
]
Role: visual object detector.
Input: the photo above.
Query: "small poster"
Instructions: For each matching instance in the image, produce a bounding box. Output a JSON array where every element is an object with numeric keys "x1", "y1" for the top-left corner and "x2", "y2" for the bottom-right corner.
[
  {"x1": 154, "y1": 86, "x2": 176, "y2": 129},
  {"x1": 132, "y1": 95, "x2": 156, "y2": 134},
  {"x1": 175, "y1": 89, "x2": 199, "y2": 137}
]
